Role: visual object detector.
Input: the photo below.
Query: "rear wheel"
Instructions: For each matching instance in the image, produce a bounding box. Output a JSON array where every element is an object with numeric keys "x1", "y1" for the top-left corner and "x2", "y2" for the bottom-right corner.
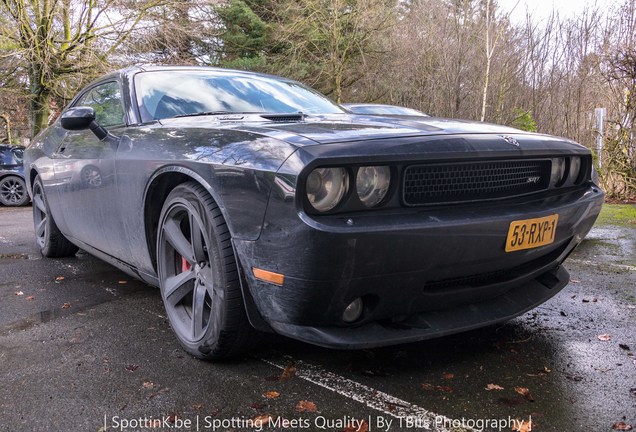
[
  {"x1": 0, "y1": 175, "x2": 29, "y2": 206},
  {"x1": 157, "y1": 182, "x2": 252, "y2": 360},
  {"x1": 32, "y1": 176, "x2": 79, "y2": 257}
]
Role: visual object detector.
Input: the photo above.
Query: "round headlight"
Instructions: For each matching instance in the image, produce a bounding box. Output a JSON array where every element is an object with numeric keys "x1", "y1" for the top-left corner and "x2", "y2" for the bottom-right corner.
[
  {"x1": 568, "y1": 157, "x2": 581, "y2": 184},
  {"x1": 306, "y1": 167, "x2": 349, "y2": 212},
  {"x1": 550, "y1": 157, "x2": 566, "y2": 187},
  {"x1": 356, "y1": 166, "x2": 391, "y2": 207}
]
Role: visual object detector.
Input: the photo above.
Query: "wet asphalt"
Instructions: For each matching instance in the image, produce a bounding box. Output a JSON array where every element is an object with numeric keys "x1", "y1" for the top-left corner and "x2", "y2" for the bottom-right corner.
[{"x1": 0, "y1": 205, "x2": 634, "y2": 432}]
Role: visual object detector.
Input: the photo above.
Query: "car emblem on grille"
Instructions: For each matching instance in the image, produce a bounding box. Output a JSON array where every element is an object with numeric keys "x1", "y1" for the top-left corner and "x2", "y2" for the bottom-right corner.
[
  {"x1": 500, "y1": 135, "x2": 520, "y2": 147},
  {"x1": 526, "y1": 176, "x2": 541, "y2": 184}
]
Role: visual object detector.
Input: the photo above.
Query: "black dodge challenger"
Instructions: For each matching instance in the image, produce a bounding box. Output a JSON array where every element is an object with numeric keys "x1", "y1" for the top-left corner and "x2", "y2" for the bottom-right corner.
[{"x1": 24, "y1": 66, "x2": 604, "y2": 359}]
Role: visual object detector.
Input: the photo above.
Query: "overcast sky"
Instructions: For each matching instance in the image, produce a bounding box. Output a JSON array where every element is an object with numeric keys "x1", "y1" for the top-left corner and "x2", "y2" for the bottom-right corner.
[{"x1": 497, "y1": 0, "x2": 619, "y2": 24}]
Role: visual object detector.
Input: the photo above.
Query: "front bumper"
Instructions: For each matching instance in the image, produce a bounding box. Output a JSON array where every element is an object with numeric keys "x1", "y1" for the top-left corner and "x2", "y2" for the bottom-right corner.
[{"x1": 233, "y1": 183, "x2": 603, "y2": 348}]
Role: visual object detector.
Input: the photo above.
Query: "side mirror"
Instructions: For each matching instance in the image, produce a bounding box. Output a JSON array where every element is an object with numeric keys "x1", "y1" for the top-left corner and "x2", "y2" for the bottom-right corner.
[
  {"x1": 61, "y1": 106, "x2": 96, "y2": 131},
  {"x1": 60, "y1": 106, "x2": 109, "y2": 141}
]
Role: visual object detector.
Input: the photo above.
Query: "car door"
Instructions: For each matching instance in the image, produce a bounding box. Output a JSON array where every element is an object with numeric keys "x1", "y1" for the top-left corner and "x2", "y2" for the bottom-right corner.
[{"x1": 52, "y1": 81, "x2": 131, "y2": 259}]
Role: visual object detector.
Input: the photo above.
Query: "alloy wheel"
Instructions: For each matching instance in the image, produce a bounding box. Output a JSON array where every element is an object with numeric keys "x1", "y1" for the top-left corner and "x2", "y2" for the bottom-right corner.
[{"x1": 158, "y1": 202, "x2": 224, "y2": 343}]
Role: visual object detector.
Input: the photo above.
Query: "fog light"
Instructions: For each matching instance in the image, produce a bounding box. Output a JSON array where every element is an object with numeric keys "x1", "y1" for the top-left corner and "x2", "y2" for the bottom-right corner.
[{"x1": 342, "y1": 298, "x2": 363, "y2": 323}]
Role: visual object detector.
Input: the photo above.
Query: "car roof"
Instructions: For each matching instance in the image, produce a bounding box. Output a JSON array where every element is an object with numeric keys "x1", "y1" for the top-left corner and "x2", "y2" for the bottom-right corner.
[{"x1": 97, "y1": 65, "x2": 298, "y2": 86}]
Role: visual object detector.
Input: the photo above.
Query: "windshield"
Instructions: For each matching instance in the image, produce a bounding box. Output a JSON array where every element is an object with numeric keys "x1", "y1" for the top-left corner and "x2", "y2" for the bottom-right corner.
[
  {"x1": 346, "y1": 104, "x2": 427, "y2": 116},
  {"x1": 135, "y1": 70, "x2": 345, "y2": 122}
]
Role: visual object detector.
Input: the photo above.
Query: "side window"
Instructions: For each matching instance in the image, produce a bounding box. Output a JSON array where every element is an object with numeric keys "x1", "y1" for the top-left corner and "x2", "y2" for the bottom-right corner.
[{"x1": 75, "y1": 82, "x2": 125, "y2": 127}]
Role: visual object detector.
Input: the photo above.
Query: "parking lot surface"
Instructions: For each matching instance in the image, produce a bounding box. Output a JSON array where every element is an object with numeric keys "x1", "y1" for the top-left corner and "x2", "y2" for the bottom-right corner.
[{"x1": 1, "y1": 205, "x2": 634, "y2": 432}]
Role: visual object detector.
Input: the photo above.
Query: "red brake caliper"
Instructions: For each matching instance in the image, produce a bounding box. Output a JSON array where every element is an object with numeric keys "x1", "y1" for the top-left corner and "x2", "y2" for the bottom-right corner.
[{"x1": 181, "y1": 257, "x2": 192, "y2": 273}]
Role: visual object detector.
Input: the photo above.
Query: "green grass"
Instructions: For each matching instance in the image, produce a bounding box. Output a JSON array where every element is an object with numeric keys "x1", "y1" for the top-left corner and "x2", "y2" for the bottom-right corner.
[{"x1": 595, "y1": 204, "x2": 636, "y2": 227}]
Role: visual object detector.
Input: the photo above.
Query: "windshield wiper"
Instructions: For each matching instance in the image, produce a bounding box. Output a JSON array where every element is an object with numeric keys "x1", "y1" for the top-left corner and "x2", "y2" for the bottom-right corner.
[{"x1": 173, "y1": 111, "x2": 240, "y2": 118}]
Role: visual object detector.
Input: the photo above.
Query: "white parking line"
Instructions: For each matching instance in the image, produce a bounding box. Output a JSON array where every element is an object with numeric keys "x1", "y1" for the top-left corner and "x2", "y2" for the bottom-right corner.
[{"x1": 260, "y1": 357, "x2": 462, "y2": 432}]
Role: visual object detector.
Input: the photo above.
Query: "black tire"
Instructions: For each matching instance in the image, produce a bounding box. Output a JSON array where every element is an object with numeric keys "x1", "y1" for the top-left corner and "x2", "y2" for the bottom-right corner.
[
  {"x1": 0, "y1": 175, "x2": 30, "y2": 206},
  {"x1": 32, "y1": 176, "x2": 79, "y2": 257},
  {"x1": 157, "y1": 182, "x2": 252, "y2": 360}
]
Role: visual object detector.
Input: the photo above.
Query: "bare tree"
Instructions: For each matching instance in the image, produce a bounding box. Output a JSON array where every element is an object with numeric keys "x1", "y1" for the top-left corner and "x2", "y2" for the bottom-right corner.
[
  {"x1": 275, "y1": 0, "x2": 395, "y2": 102},
  {"x1": 0, "y1": 0, "x2": 172, "y2": 136}
]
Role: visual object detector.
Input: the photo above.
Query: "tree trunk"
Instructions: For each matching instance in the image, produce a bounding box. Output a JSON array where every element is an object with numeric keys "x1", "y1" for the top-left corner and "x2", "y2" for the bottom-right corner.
[{"x1": 29, "y1": 66, "x2": 51, "y2": 137}]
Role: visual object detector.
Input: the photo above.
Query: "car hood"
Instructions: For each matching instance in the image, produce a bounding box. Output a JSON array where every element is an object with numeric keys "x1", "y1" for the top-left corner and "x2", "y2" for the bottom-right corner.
[{"x1": 157, "y1": 113, "x2": 529, "y2": 146}]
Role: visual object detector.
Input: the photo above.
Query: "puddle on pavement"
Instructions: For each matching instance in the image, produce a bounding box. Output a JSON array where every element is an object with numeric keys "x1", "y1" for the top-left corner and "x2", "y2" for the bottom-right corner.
[{"x1": 0, "y1": 287, "x2": 156, "y2": 336}]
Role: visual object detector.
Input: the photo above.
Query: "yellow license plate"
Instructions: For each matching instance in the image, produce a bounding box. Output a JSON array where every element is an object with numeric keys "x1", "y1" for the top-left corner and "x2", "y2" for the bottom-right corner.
[{"x1": 505, "y1": 214, "x2": 559, "y2": 252}]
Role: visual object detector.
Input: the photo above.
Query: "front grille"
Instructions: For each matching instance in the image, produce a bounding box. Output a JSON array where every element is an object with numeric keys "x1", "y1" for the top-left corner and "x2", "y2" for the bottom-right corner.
[
  {"x1": 424, "y1": 240, "x2": 568, "y2": 292},
  {"x1": 403, "y1": 159, "x2": 551, "y2": 205}
]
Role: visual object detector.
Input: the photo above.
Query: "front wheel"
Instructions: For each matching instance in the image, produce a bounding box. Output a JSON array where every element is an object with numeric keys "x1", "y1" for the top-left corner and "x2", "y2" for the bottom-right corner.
[
  {"x1": 0, "y1": 175, "x2": 29, "y2": 206},
  {"x1": 32, "y1": 175, "x2": 79, "y2": 257},
  {"x1": 157, "y1": 182, "x2": 252, "y2": 360}
]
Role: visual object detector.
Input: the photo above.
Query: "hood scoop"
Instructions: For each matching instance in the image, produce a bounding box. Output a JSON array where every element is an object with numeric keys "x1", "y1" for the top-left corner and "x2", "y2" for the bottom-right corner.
[{"x1": 260, "y1": 113, "x2": 305, "y2": 122}]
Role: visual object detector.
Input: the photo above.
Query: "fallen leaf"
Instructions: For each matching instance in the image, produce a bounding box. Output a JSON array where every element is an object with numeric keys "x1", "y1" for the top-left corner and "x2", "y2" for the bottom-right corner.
[
  {"x1": 514, "y1": 387, "x2": 535, "y2": 402},
  {"x1": 192, "y1": 404, "x2": 203, "y2": 410},
  {"x1": 253, "y1": 414, "x2": 275, "y2": 427},
  {"x1": 26, "y1": 295, "x2": 35, "y2": 301},
  {"x1": 570, "y1": 278, "x2": 581, "y2": 283},
  {"x1": 612, "y1": 422, "x2": 633, "y2": 431},
  {"x1": 62, "y1": 302, "x2": 71, "y2": 309},
  {"x1": 118, "y1": 280, "x2": 127, "y2": 284},
  {"x1": 442, "y1": 372, "x2": 454, "y2": 380},
  {"x1": 125, "y1": 364, "x2": 139, "y2": 372},
  {"x1": 512, "y1": 418, "x2": 533, "y2": 432},
  {"x1": 280, "y1": 363, "x2": 296, "y2": 382},
  {"x1": 263, "y1": 391, "x2": 280, "y2": 399},
  {"x1": 619, "y1": 344, "x2": 631, "y2": 351},
  {"x1": 295, "y1": 400, "x2": 317, "y2": 413},
  {"x1": 486, "y1": 383, "x2": 504, "y2": 391},
  {"x1": 55, "y1": 276, "x2": 65, "y2": 282},
  {"x1": 14, "y1": 291, "x2": 23, "y2": 296},
  {"x1": 598, "y1": 334, "x2": 612, "y2": 341},
  {"x1": 421, "y1": 383, "x2": 435, "y2": 390},
  {"x1": 142, "y1": 381, "x2": 155, "y2": 389},
  {"x1": 527, "y1": 366, "x2": 552, "y2": 377}
]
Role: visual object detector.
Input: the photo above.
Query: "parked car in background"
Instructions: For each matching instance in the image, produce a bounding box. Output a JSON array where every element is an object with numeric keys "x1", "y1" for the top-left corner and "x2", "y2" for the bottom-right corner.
[
  {"x1": 0, "y1": 144, "x2": 29, "y2": 206},
  {"x1": 24, "y1": 66, "x2": 603, "y2": 359},
  {"x1": 342, "y1": 103, "x2": 429, "y2": 116}
]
